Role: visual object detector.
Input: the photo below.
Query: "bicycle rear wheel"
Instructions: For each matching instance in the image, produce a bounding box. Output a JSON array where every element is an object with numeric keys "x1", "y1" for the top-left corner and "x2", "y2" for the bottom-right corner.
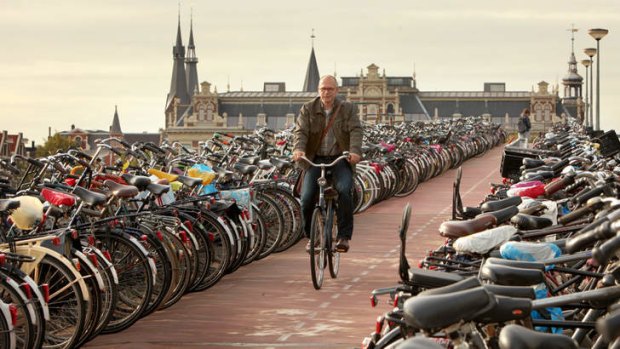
[
  {"x1": 326, "y1": 202, "x2": 340, "y2": 279},
  {"x1": 309, "y1": 207, "x2": 325, "y2": 290}
]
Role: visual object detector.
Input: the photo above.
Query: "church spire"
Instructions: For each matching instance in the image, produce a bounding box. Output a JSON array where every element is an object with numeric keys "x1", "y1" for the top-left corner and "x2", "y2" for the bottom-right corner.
[
  {"x1": 186, "y1": 9, "x2": 200, "y2": 97},
  {"x1": 166, "y1": 10, "x2": 190, "y2": 111},
  {"x1": 110, "y1": 105, "x2": 122, "y2": 134},
  {"x1": 302, "y1": 29, "x2": 320, "y2": 92}
]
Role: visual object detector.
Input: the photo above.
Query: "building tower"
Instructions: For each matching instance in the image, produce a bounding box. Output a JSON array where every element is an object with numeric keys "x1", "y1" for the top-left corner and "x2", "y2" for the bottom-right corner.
[
  {"x1": 110, "y1": 105, "x2": 122, "y2": 137},
  {"x1": 165, "y1": 12, "x2": 191, "y2": 126},
  {"x1": 561, "y1": 25, "x2": 584, "y2": 121},
  {"x1": 185, "y1": 13, "x2": 200, "y2": 98},
  {"x1": 302, "y1": 29, "x2": 320, "y2": 92}
]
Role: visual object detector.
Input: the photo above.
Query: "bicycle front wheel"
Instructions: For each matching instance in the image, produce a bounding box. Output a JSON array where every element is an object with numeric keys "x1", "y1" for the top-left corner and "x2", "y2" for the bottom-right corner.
[{"x1": 309, "y1": 207, "x2": 325, "y2": 290}]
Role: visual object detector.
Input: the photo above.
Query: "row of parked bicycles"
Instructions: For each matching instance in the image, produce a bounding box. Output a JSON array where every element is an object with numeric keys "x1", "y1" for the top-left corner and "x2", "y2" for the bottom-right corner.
[
  {"x1": 362, "y1": 121, "x2": 620, "y2": 348},
  {"x1": 0, "y1": 116, "x2": 504, "y2": 349}
]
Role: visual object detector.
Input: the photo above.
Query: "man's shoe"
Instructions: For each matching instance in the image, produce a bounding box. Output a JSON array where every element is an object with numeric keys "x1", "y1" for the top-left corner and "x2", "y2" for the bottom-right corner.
[
  {"x1": 335, "y1": 238, "x2": 349, "y2": 253},
  {"x1": 305, "y1": 239, "x2": 320, "y2": 254}
]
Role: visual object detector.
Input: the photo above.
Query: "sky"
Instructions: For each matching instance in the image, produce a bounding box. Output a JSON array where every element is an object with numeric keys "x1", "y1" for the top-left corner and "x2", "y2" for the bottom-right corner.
[{"x1": 1, "y1": 0, "x2": 619, "y2": 144}]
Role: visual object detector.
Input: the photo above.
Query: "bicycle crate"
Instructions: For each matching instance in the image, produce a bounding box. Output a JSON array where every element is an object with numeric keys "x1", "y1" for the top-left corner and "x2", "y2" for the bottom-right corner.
[
  {"x1": 594, "y1": 129, "x2": 620, "y2": 158},
  {"x1": 500, "y1": 146, "x2": 557, "y2": 180}
]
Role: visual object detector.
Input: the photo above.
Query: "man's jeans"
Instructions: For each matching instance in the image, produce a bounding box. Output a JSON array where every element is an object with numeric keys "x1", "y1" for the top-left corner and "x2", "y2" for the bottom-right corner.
[{"x1": 300, "y1": 156, "x2": 354, "y2": 240}]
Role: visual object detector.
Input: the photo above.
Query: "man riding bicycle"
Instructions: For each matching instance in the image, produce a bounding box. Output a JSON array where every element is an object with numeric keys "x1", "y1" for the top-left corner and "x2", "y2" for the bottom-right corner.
[{"x1": 292, "y1": 75, "x2": 363, "y2": 253}]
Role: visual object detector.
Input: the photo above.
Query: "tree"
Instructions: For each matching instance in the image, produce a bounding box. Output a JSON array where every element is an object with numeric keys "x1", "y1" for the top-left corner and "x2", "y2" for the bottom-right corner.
[{"x1": 35, "y1": 133, "x2": 78, "y2": 157}]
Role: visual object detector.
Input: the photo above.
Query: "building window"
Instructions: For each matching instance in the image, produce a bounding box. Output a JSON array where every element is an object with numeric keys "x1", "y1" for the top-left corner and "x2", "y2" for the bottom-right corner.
[
  {"x1": 207, "y1": 103, "x2": 214, "y2": 121},
  {"x1": 198, "y1": 104, "x2": 205, "y2": 121}
]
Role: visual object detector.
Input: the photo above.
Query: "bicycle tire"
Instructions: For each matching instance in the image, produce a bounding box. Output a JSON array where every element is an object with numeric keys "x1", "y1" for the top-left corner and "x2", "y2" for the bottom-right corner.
[
  {"x1": 0, "y1": 300, "x2": 15, "y2": 349},
  {"x1": 189, "y1": 211, "x2": 232, "y2": 291},
  {"x1": 326, "y1": 201, "x2": 340, "y2": 279},
  {"x1": 99, "y1": 230, "x2": 153, "y2": 334},
  {"x1": 36, "y1": 254, "x2": 87, "y2": 349},
  {"x1": 254, "y1": 193, "x2": 284, "y2": 259},
  {"x1": 0, "y1": 272, "x2": 37, "y2": 349},
  {"x1": 85, "y1": 246, "x2": 118, "y2": 342},
  {"x1": 310, "y1": 207, "x2": 325, "y2": 290}
]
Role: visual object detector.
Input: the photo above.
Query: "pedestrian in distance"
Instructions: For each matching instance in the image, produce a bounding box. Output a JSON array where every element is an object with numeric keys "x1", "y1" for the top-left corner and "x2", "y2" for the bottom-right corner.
[
  {"x1": 292, "y1": 75, "x2": 363, "y2": 253},
  {"x1": 517, "y1": 108, "x2": 532, "y2": 148}
]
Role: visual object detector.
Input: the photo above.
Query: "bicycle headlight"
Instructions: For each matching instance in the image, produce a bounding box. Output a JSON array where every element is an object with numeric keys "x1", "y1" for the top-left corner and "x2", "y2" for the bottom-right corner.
[{"x1": 317, "y1": 177, "x2": 327, "y2": 187}]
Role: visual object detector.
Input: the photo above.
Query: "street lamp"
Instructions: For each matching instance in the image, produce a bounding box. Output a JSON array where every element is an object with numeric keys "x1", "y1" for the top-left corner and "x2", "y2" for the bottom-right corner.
[
  {"x1": 584, "y1": 47, "x2": 597, "y2": 130},
  {"x1": 580, "y1": 59, "x2": 591, "y2": 127},
  {"x1": 588, "y1": 28, "x2": 609, "y2": 131}
]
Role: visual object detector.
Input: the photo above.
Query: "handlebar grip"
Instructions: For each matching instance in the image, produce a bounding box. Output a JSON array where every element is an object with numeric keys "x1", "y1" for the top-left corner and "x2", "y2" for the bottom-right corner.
[
  {"x1": 119, "y1": 139, "x2": 132, "y2": 148},
  {"x1": 74, "y1": 151, "x2": 93, "y2": 161},
  {"x1": 109, "y1": 147, "x2": 123, "y2": 156},
  {"x1": 544, "y1": 174, "x2": 575, "y2": 196},
  {"x1": 572, "y1": 185, "x2": 608, "y2": 207},
  {"x1": 0, "y1": 160, "x2": 20, "y2": 175},
  {"x1": 593, "y1": 234, "x2": 620, "y2": 265},
  {"x1": 26, "y1": 157, "x2": 44, "y2": 167},
  {"x1": 566, "y1": 221, "x2": 613, "y2": 254},
  {"x1": 551, "y1": 159, "x2": 569, "y2": 172},
  {"x1": 144, "y1": 142, "x2": 165, "y2": 154},
  {"x1": 558, "y1": 206, "x2": 592, "y2": 225}
]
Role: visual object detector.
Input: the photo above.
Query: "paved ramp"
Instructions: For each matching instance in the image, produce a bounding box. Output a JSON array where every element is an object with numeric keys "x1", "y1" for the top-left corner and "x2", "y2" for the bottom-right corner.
[{"x1": 86, "y1": 146, "x2": 504, "y2": 348}]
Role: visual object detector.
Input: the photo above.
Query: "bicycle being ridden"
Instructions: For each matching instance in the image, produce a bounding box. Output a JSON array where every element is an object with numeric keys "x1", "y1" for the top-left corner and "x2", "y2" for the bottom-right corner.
[{"x1": 300, "y1": 152, "x2": 350, "y2": 290}]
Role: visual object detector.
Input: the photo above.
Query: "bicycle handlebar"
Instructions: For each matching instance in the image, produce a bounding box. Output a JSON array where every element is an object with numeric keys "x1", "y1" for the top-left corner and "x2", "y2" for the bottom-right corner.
[{"x1": 299, "y1": 152, "x2": 350, "y2": 169}]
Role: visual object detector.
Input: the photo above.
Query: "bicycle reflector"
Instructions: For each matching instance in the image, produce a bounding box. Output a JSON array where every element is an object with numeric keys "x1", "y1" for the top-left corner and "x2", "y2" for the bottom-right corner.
[
  {"x1": 318, "y1": 177, "x2": 327, "y2": 187},
  {"x1": 72, "y1": 258, "x2": 81, "y2": 272},
  {"x1": 375, "y1": 316, "x2": 384, "y2": 334},
  {"x1": 0, "y1": 253, "x2": 5, "y2": 265},
  {"x1": 9, "y1": 304, "x2": 17, "y2": 326},
  {"x1": 392, "y1": 294, "x2": 399, "y2": 307},
  {"x1": 40, "y1": 284, "x2": 50, "y2": 304},
  {"x1": 370, "y1": 295, "x2": 377, "y2": 307},
  {"x1": 52, "y1": 236, "x2": 61, "y2": 246},
  {"x1": 88, "y1": 253, "x2": 99, "y2": 268},
  {"x1": 20, "y1": 283, "x2": 32, "y2": 300},
  {"x1": 103, "y1": 250, "x2": 112, "y2": 262}
]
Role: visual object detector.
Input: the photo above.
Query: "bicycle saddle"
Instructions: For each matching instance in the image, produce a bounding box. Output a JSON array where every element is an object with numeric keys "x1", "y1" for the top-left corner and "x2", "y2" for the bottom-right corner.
[
  {"x1": 485, "y1": 257, "x2": 545, "y2": 271},
  {"x1": 73, "y1": 186, "x2": 107, "y2": 207},
  {"x1": 403, "y1": 286, "x2": 496, "y2": 332},
  {"x1": 103, "y1": 179, "x2": 139, "y2": 198},
  {"x1": 498, "y1": 324, "x2": 578, "y2": 349},
  {"x1": 480, "y1": 196, "x2": 522, "y2": 213},
  {"x1": 439, "y1": 214, "x2": 496, "y2": 238},
  {"x1": 269, "y1": 157, "x2": 292, "y2": 171},
  {"x1": 145, "y1": 182, "x2": 170, "y2": 196},
  {"x1": 233, "y1": 162, "x2": 258, "y2": 175},
  {"x1": 257, "y1": 159, "x2": 273, "y2": 170},
  {"x1": 238, "y1": 156, "x2": 260, "y2": 166},
  {"x1": 479, "y1": 263, "x2": 544, "y2": 286},
  {"x1": 522, "y1": 158, "x2": 546, "y2": 169},
  {"x1": 0, "y1": 198, "x2": 19, "y2": 212},
  {"x1": 406, "y1": 268, "x2": 467, "y2": 289},
  {"x1": 440, "y1": 206, "x2": 518, "y2": 239},
  {"x1": 176, "y1": 175, "x2": 203, "y2": 188},
  {"x1": 121, "y1": 173, "x2": 152, "y2": 191},
  {"x1": 510, "y1": 213, "x2": 553, "y2": 230}
]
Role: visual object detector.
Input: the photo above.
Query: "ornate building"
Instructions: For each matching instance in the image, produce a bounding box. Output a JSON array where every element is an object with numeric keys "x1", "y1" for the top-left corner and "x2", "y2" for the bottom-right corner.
[{"x1": 162, "y1": 17, "x2": 583, "y2": 148}]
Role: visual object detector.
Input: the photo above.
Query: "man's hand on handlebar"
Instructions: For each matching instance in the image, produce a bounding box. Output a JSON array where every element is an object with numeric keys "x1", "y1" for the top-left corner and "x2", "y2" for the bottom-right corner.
[
  {"x1": 349, "y1": 153, "x2": 361, "y2": 165},
  {"x1": 293, "y1": 150, "x2": 305, "y2": 162}
]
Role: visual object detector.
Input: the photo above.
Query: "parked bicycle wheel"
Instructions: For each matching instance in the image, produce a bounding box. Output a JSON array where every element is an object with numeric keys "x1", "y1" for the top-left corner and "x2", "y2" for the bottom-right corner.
[
  {"x1": 99, "y1": 229, "x2": 153, "y2": 334},
  {"x1": 35, "y1": 255, "x2": 87, "y2": 349}
]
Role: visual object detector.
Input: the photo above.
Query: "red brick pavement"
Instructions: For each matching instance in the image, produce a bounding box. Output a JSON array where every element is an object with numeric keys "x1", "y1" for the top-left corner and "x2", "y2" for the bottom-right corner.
[{"x1": 85, "y1": 146, "x2": 504, "y2": 349}]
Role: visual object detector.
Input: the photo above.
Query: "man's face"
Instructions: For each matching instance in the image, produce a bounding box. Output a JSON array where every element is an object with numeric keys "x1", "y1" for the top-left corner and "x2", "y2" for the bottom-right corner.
[{"x1": 318, "y1": 77, "x2": 338, "y2": 106}]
